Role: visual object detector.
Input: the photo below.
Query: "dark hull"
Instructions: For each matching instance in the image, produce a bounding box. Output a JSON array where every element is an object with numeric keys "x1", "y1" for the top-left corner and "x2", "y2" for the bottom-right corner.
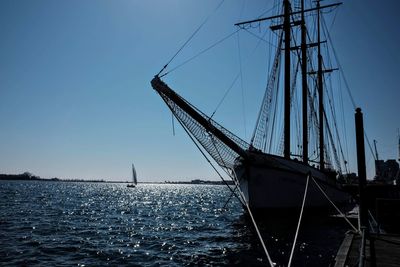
[{"x1": 235, "y1": 152, "x2": 350, "y2": 209}]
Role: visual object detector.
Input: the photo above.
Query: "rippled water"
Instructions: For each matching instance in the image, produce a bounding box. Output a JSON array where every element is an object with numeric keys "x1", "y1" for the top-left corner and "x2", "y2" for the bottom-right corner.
[{"x1": 0, "y1": 181, "x2": 349, "y2": 266}]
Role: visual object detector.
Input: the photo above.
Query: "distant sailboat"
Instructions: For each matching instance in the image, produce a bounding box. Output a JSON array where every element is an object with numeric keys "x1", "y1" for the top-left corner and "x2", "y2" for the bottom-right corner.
[{"x1": 127, "y1": 163, "x2": 137, "y2": 188}]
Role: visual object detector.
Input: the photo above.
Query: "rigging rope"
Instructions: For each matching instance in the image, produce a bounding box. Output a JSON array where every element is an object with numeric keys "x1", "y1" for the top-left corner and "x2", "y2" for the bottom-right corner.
[
  {"x1": 212, "y1": 23, "x2": 272, "y2": 121},
  {"x1": 215, "y1": 28, "x2": 272, "y2": 120},
  {"x1": 320, "y1": 17, "x2": 349, "y2": 172},
  {"x1": 210, "y1": 73, "x2": 240, "y2": 119},
  {"x1": 230, "y1": 170, "x2": 276, "y2": 267},
  {"x1": 321, "y1": 16, "x2": 355, "y2": 109},
  {"x1": 268, "y1": 56, "x2": 282, "y2": 153},
  {"x1": 256, "y1": 2, "x2": 281, "y2": 20},
  {"x1": 311, "y1": 176, "x2": 359, "y2": 233},
  {"x1": 288, "y1": 173, "x2": 310, "y2": 267},
  {"x1": 222, "y1": 183, "x2": 240, "y2": 210},
  {"x1": 322, "y1": 16, "x2": 376, "y2": 161},
  {"x1": 171, "y1": 112, "x2": 176, "y2": 136},
  {"x1": 323, "y1": 106, "x2": 343, "y2": 172},
  {"x1": 157, "y1": 0, "x2": 225, "y2": 76},
  {"x1": 167, "y1": 103, "x2": 244, "y2": 206},
  {"x1": 338, "y1": 73, "x2": 350, "y2": 174},
  {"x1": 160, "y1": 29, "x2": 239, "y2": 77},
  {"x1": 250, "y1": 30, "x2": 283, "y2": 150},
  {"x1": 237, "y1": 31, "x2": 247, "y2": 139},
  {"x1": 242, "y1": 28, "x2": 278, "y2": 48}
]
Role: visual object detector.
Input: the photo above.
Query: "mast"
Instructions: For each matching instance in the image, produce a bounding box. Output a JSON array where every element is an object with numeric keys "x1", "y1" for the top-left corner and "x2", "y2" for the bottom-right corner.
[
  {"x1": 317, "y1": 0, "x2": 324, "y2": 170},
  {"x1": 301, "y1": 0, "x2": 308, "y2": 164},
  {"x1": 398, "y1": 128, "x2": 400, "y2": 162},
  {"x1": 373, "y1": 139, "x2": 379, "y2": 160},
  {"x1": 235, "y1": 1, "x2": 342, "y2": 162},
  {"x1": 283, "y1": 0, "x2": 291, "y2": 159}
]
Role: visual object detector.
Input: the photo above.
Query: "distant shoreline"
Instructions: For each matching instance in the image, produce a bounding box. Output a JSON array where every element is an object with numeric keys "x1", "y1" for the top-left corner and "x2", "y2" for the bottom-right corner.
[{"x1": 0, "y1": 173, "x2": 233, "y2": 185}]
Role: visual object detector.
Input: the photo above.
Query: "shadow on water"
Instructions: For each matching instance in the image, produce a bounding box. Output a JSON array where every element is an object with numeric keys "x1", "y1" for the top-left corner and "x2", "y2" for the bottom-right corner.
[{"x1": 225, "y1": 209, "x2": 351, "y2": 267}]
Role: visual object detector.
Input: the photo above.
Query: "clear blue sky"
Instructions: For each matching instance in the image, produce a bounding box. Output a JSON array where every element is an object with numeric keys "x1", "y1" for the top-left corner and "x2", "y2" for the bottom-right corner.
[{"x1": 0, "y1": 0, "x2": 398, "y2": 181}]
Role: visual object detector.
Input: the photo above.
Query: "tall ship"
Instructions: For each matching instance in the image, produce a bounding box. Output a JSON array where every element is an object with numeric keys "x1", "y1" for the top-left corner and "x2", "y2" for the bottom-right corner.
[{"x1": 151, "y1": 0, "x2": 351, "y2": 209}]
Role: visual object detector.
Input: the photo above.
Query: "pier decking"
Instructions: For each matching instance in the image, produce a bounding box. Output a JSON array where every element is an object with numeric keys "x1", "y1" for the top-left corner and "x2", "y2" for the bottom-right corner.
[{"x1": 335, "y1": 232, "x2": 400, "y2": 267}]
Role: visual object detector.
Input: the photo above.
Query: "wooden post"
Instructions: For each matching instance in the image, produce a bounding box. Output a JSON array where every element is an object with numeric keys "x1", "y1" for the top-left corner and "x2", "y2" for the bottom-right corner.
[{"x1": 355, "y1": 107, "x2": 367, "y2": 228}]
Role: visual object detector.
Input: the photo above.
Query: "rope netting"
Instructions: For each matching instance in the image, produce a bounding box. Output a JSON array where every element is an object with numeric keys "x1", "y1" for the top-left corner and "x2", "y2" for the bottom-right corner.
[{"x1": 157, "y1": 87, "x2": 249, "y2": 169}]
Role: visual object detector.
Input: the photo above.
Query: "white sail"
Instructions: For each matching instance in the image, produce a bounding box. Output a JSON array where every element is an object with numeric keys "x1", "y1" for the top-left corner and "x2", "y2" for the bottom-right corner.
[{"x1": 132, "y1": 163, "x2": 137, "y2": 185}]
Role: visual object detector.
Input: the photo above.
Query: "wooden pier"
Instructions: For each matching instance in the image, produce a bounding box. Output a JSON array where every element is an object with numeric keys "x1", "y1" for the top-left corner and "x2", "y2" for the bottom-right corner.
[
  {"x1": 335, "y1": 231, "x2": 400, "y2": 267},
  {"x1": 334, "y1": 102, "x2": 400, "y2": 266}
]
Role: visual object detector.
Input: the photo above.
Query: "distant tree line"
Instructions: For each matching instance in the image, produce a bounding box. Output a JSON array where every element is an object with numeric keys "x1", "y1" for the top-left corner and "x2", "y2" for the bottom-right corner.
[
  {"x1": 0, "y1": 172, "x2": 105, "y2": 183},
  {"x1": 0, "y1": 172, "x2": 44, "y2": 181}
]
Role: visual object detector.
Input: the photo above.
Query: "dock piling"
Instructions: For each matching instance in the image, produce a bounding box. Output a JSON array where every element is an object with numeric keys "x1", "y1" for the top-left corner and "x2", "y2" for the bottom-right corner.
[{"x1": 355, "y1": 107, "x2": 367, "y2": 228}]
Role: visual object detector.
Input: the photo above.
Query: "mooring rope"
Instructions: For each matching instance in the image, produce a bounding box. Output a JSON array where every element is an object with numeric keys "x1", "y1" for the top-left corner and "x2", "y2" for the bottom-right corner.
[
  {"x1": 287, "y1": 173, "x2": 310, "y2": 267},
  {"x1": 368, "y1": 210, "x2": 383, "y2": 234},
  {"x1": 207, "y1": 135, "x2": 244, "y2": 210},
  {"x1": 207, "y1": 134, "x2": 274, "y2": 266},
  {"x1": 230, "y1": 171, "x2": 275, "y2": 267},
  {"x1": 222, "y1": 187, "x2": 238, "y2": 210},
  {"x1": 311, "y1": 176, "x2": 359, "y2": 233}
]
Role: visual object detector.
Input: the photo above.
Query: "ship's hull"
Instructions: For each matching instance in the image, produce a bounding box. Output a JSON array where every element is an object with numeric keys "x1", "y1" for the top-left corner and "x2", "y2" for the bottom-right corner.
[{"x1": 234, "y1": 152, "x2": 350, "y2": 209}]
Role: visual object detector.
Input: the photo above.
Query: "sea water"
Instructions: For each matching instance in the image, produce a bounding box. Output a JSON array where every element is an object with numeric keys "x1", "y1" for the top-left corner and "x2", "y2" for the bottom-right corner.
[{"x1": 0, "y1": 181, "x2": 349, "y2": 266}]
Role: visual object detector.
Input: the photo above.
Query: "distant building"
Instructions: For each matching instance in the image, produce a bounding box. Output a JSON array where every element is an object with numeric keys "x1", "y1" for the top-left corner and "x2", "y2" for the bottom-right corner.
[
  {"x1": 374, "y1": 159, "x2": 399, "y2": 184},
  {"x1": 343, "y1": 172, "x2": 358, "y2": 184}
]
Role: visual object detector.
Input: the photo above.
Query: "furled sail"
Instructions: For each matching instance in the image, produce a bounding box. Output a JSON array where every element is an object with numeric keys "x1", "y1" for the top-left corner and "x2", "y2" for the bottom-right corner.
[{"x1": 250, "y1": 32, "x2": 283, "y2": 152}]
